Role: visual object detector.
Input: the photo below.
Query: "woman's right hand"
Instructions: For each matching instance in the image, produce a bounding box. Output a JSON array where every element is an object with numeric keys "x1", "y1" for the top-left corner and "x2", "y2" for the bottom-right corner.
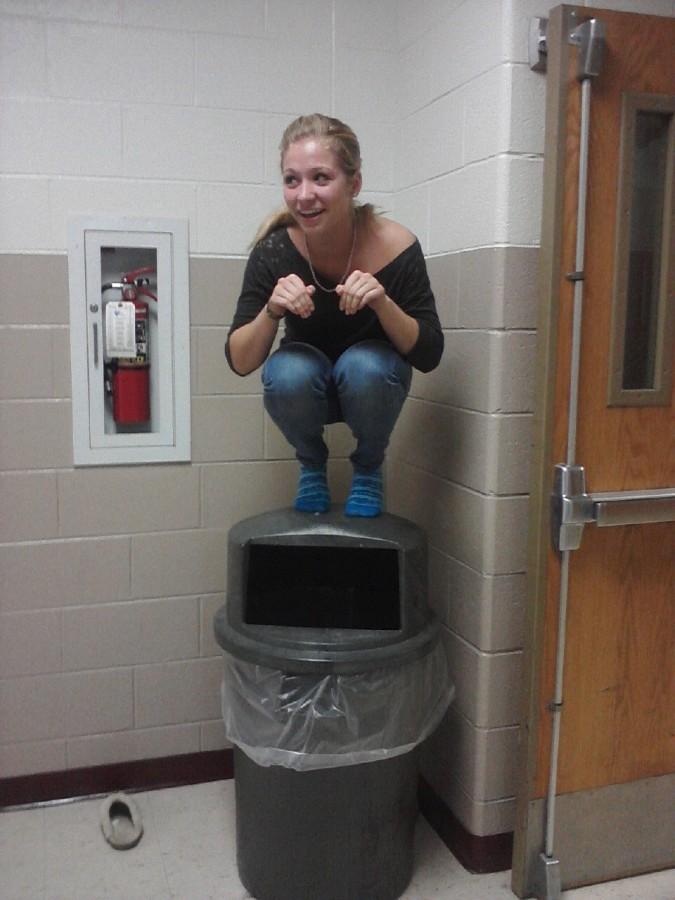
[{"x1": 268, "y1": 274, "x2": 316, "y2": 319}]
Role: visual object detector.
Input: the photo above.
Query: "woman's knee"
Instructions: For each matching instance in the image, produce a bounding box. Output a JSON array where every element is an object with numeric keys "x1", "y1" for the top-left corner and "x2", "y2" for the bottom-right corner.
[
  {"x1": 334, "y1": 341, "x2": 412, "y2": 394},
  {"x1": 262, "y1": 343, "x2": 331, "y2": 396}
]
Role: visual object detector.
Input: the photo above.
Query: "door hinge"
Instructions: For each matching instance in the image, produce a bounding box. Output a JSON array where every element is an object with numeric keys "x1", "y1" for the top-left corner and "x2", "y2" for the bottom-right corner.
[{"x1": 529, "y1": 17, "x2": 548, "y2": 72}]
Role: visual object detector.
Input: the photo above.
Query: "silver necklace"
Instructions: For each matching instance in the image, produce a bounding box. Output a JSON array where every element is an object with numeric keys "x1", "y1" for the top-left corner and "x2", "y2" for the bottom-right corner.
[{"x1": 303, "y1": 224, "x2": 357, "y2": 293}]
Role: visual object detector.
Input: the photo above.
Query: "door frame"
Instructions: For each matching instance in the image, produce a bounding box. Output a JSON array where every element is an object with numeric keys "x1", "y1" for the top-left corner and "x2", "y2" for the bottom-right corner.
[{"x1": 511, "y1": 6, "x2": 570, "y2": 891}]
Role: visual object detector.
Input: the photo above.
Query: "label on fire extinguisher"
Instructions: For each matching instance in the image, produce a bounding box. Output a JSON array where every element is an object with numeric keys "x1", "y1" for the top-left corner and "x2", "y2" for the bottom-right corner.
[{"x1": 105, "y1": 301, "x2": 137, "y2": 358}]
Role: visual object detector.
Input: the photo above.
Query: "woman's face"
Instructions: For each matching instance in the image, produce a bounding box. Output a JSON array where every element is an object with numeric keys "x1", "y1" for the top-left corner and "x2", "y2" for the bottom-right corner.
[{"x1": 282, "y1": 137, "x2": 361, "y2": 237}]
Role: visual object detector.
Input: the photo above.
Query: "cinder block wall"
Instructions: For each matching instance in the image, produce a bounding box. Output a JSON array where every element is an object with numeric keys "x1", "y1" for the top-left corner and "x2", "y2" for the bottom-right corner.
[{"x1": 388, "y1": 0, "x2": 544, "y2": 837}]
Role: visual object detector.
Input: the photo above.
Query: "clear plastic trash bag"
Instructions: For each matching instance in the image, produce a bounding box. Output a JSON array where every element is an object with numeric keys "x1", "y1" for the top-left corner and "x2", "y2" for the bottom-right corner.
[{"x1": 221, "y1": 642, "x2": 454, "y2": 771}]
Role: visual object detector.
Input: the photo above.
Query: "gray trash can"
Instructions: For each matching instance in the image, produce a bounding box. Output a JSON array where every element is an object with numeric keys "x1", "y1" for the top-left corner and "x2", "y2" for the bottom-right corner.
[{"x1": 214, "y1": 508, "x2": 453, "y2": 900}]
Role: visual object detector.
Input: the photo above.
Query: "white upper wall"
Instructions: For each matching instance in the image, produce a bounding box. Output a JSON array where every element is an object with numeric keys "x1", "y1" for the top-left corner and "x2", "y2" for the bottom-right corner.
[
  {"x1": 0, "y1": 0, "x2": 397, "y2": 255},
  {"x1": 393, "y1": 0, "x2": 547, "y2": 254},
  {"x1": 1, "y1": 0, "x2": 672, "y2": 255}
]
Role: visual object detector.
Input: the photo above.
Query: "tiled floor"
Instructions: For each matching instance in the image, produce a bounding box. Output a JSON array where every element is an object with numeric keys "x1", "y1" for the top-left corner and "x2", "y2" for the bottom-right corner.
[{"x1": 1, "y1": 780, "x2": 673, "y2": 900}]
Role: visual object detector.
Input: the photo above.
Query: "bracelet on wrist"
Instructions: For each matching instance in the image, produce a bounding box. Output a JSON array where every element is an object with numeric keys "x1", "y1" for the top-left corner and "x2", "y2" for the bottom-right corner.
[{"x1": 265, "y1": 302, "x2": 285, "y2": 321}]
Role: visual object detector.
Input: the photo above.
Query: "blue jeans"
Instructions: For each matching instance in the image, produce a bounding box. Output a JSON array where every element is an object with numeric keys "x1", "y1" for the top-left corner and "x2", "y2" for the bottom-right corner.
[{"x1": 262, "y1": 340, "x2": 412, "y2": 472}]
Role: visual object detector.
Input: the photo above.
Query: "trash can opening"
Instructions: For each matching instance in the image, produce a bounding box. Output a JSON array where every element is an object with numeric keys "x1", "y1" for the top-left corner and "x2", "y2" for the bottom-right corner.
[{"x1": 244, "y1": 544, "x2": 400, "y2": 630}]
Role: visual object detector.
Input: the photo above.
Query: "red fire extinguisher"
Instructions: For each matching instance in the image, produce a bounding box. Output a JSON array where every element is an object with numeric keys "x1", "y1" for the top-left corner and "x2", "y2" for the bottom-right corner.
[{"x1": 103, "y1": 266, "x2": 158, "y2": 425}]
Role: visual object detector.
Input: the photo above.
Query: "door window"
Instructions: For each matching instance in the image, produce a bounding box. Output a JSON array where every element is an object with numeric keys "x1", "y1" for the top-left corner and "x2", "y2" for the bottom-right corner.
[{"x1": 609, "y1": 93, "x2": 674, "y2": 406}]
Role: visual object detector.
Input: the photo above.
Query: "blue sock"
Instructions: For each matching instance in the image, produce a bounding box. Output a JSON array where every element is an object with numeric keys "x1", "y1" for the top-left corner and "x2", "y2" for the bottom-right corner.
[
  {"x1": 294, "y1": 466, "x2": 330, "y2": 513},
  {"x1": 345, "y1": 469, "x2": 383, "y2": 517}
]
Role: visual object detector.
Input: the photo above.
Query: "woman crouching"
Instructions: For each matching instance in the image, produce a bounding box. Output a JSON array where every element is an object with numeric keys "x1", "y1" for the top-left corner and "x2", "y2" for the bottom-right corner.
[{"x1": 225, "y1": 114, "x2": 443, "y2": 517}]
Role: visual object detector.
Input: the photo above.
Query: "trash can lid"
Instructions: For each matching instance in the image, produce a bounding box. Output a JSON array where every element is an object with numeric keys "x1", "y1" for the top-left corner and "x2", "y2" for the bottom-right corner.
[
  {"x1": 227, "y1": 506, "x2": 427, "y2": 551},
  {"x1": 217, "y1": 507, "x2": 438, "y2": 674},
  {"x1": 213, "y1": 602, "x2": 441, "y2": 675}
]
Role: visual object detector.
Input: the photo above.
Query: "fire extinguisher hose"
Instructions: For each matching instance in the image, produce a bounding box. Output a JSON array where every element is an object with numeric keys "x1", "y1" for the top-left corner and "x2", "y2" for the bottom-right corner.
[
  {"x1": 122, "y1": 265, "x2": 156, "y2": 284},
  {"x1": 136, "y1": 288, "x2": 158, "y2": 303}
]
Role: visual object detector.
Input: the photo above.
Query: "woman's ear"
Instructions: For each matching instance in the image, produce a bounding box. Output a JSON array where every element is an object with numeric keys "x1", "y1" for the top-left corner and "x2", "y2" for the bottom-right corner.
[{"x1": 352, "y1": 171, "x2": 362, "y2": 198}]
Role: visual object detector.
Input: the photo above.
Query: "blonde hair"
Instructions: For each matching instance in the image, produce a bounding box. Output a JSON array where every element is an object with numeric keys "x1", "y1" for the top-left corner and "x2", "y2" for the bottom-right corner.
[{"x1": 252, "y1": 113, "x2": 376, "y2": 245}]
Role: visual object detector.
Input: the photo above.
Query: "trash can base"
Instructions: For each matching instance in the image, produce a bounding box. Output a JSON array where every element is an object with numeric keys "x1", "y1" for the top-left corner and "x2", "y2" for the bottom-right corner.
[{"x1": 234, "y1": 746, "x2": 418, "y2": 900}]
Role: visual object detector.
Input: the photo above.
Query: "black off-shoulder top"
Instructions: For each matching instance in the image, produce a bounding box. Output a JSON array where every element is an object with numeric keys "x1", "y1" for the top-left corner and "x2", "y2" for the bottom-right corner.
[{"x1": 225, "y1": 228, "x2": 443, "y2": 374}]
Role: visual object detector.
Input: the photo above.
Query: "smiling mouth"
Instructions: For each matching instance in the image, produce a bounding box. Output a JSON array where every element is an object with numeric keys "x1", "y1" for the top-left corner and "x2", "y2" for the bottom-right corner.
[{"x1": 299, "y1": 210, "x2": 323, "y2": 219}]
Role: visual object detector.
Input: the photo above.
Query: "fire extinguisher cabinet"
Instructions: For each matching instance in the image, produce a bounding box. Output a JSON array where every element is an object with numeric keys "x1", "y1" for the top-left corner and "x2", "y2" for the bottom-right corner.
[{"x1": 67, "y1": 215, "x2": 191, "y2": 466}]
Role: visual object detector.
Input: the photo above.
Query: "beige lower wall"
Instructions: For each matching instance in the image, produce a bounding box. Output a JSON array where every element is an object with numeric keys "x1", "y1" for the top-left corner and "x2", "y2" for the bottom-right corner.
[
  {"x1": 1, "y1": 249, "x2": 537, "y2": 841},
  {"x1": 388, "y1": 246, "x2": 538, "y2": 836},
  {"x1": 0, "y1": 252, "x2": 338, "y2": 777}
]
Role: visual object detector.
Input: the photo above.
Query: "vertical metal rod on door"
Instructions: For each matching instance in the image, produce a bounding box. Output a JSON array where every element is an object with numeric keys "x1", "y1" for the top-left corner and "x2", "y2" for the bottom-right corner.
[
  {"x1": 535, "y1": 15, "x2": 605, "y2": 900},
  {"x1": 565, "y1": 77, "x2": 591, "y2": 471},
  {"x1": 545, "y1": 77, "x2": 591, "y2": 863}
]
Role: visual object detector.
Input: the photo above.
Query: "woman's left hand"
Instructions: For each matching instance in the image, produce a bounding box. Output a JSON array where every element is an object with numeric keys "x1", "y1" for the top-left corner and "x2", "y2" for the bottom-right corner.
[{"x1": 336, "y1": 271, "x2": 387, "y2": 316}]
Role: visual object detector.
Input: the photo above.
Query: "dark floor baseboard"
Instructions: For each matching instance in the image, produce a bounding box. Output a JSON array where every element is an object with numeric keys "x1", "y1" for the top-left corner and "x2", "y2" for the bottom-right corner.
[
  {"x1": 0, "y1": 751, "x2": 512, "y2": 875},
  {"x1": 0, "y1": 748, "x2": 233, "y2": 809},
  {"x1": 418, "y1": 776, "x2": 513, "y2": 874}
]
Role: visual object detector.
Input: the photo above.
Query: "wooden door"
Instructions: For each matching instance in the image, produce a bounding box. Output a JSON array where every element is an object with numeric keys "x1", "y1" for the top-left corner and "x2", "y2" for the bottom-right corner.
[{"x1": 512, "y1": 5, "x2": 674, "y2": 896}]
